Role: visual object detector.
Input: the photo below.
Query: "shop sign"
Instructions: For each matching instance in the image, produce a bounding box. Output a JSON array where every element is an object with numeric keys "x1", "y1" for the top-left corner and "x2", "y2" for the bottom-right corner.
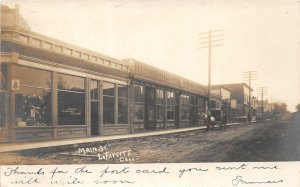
[{"x1": 11, "y1": 79, "x2": 20, "y2": 90}]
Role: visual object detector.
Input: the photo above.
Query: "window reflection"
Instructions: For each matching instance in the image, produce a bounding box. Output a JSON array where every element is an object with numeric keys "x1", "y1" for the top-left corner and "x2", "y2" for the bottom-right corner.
[
  {"x1": 118, "y1": 85, "x2": 128, "y2": 98},
  {"x1": 103, "y1": 82, "x2": 114, "y2": 96},
  {"x1": 58, "y1": 73, "x2": 84, "y2": 92},
  {"x1": 134, "y1": 85, "x2": 144, "y2": 102},
  {"x1": 14, "y1": 65, "x2": 51, "y2": 88},
  {"x1": 90, "y1": 80, "x2": 99, "y2": 100}
]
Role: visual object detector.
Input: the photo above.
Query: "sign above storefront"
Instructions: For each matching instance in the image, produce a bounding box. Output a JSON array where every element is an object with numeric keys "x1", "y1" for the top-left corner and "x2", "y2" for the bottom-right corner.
[{"x1": 11, "y1": 79, "x2": 19, "y2": 90}]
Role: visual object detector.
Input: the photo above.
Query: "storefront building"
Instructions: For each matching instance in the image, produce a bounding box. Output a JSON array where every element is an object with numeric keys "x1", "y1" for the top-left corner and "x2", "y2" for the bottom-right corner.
[{"x1": 1, "y1": 5, "x2": 208, "y2": 142}]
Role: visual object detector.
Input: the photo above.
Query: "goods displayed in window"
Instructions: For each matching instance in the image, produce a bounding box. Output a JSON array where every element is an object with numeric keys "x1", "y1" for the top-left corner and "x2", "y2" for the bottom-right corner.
[
  {"x1": 15, "y1": 88, "x2": 51, "y2": 127},
  {"x1": 14, "y1": 66, "x2": 52, "y2": 127}
]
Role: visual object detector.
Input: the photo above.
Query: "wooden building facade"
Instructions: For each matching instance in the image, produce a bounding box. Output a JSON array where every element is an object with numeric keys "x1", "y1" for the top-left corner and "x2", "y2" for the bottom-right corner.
[{"x1": 0, "y1": 5, "x2": 220, "y2": 142}]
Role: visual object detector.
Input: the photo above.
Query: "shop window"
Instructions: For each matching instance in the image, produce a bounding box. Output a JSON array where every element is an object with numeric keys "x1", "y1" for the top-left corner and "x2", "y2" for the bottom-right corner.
[
  {"x1": 0, "y1": 64, "x2": 8, "y2": 89},
  {"x1": 181, "y1": 94, "x2": 190, "y2": 120},
  {"x1": 103, "y1": 82, "x2": 114, "y2": 96},
  {"x1": 133, "y1": 105, "x2": 144, "y2": 121},
  {"x1": 118, "y1": 98, "x2": 128, "y2": 124},
  {"x1": 90, "y1": 80, "x2": 99, "y2": 100},
  {"x1": 103, "y1": 82, "x2": 114, "y2": 124},
  {"x1": 134, "y1": 85, "x2": 144, "y2": 102},
  {"x1": 118, "y1": 85, "x2": 128, "y2": 124},
  {"x1": 133, "y1": 85, "x2": 144, "y2": 122},
  {"x1": 14, "y1": 66, "x2": 52, "y2": 127},
  {"x1": 167, "y1": 91, "x2": 175, "y2": 120},
  {"x1": 58, "y1": 91, "x2": 85, "y2": 125},
  {"x1": 0, "y1": 93, "x2": 5, "y2": 127},
  {"x1": 58, "y1": 73, "x2": 85, "y2": 125},
  {"x1": 156, "y1": 89, "x2": 164, "y2": 120}
]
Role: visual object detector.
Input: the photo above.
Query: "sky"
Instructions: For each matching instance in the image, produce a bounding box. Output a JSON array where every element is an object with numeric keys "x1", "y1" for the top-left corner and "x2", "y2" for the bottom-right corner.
[{"x1": 2, "y1": 0, "x2": 300, "y2": 112}]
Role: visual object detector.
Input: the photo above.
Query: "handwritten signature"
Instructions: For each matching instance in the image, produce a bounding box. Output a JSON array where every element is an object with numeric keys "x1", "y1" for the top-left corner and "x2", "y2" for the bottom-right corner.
[{"x1": 232, "y1": 175, "x2": 283, "y2": 186}]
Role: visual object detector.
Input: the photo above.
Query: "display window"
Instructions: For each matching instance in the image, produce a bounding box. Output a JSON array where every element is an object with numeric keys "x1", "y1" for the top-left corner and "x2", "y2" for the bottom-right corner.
[
  {"x1": 156, "y1": 89, "x2": 164, "y2": 120},
  {"x1": 118, "y1": 85, "x2": 128, "y2": 124},
  {"x1": 57, "y1": 73, "x2": 85, "y2": 125},
  {"x1": 181, "y1": 94, "x2": 190, "y2": 120},
  {"x1": 103, "y1": 82, "x2": 115, "y2": 124},
  {"x1": 14, "y1": 66, "x2": 52, "y2": 127},
  {"x1": 90, "y1": 80, "x2": 99, "y2": 100},
  {"x1": 0, "y1": 93, "x2": 6, "y2": 127},
  {"x1": 167, "y1": 91, "x2": 175, "y2": 120},
  {"x1": 0, "y1": 64, "x2": 8, "y2": 89}
]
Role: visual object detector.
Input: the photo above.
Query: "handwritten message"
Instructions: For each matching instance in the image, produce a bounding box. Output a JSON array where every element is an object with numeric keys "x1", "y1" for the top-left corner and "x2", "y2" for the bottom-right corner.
[{"x1": 1, "y1": 162, "x2": 299, "y2": 187}]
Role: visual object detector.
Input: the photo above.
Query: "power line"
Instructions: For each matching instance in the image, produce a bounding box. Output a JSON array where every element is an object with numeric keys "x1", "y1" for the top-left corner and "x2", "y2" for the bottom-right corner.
[
  {"x1": 243, "y1": 71, "x2": 257, "y2": 123},
  {"x1": 199, "y1": 29, "x2": 224, "y2": 115},
  {"x1": 257, "y1": 87, "x2": 267, "y2": 121}
]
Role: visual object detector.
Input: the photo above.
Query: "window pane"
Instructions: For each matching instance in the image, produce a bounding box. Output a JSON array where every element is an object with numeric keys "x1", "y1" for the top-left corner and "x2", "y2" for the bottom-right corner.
[
  {"x1": 58, "y1": 73, "x2": 84, "y2": 92},
  {"x1": 0, "y1": 64, "x2": 8, "y2": 89},
  {"x1": 15, "y1": 87, "x2": 51, "y2": 126},
  {"x1": 103, "y1": 82, "x2": 114, "y2": 96},
  {"x1": 90, "y1": 80, "x2": 99, "y2": 100},
  {"x1": 133, "y1": 104, "x2": 144, "y2": 121},
  {"x1": 134, "y1": 85, "x2": 144, "y2": 102},
  {"x1": 156, "y1": 89, "x2": 164, "y2": 104},
  {"x1": 181, "y1": 106, "x2": 189, "y2": 120},
  {"x1": 118, "y1": 98, "x2": 128, "y2": 124},
  {"x1": 167, "y1": 106, "x2": 175, "y2": 120},
  {"x1": 0, "y1": 93, "x2": 5, "y2": 127},
  {"x1": 103, "y1": 96, "x2": 114, "y2": 124},
  {"x1": 156, "y1": 105, "x2": 164, "y2": 120},
  {"x1": 58, "y1": 91, "x2": 85, "y2": 125},
  {"x1": 14, "y1": 65, "x2": 51, "y2": 88},
  {"x1": 118, "y1": 85, "x2": 128, "y2": 98}
]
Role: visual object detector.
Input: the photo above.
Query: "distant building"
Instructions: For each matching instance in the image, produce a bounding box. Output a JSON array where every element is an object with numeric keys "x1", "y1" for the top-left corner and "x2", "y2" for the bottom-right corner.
[
  {"x1": 254, "y1": 99, "x2": 273, "y2": 121},
  {"x1": 218, "y1": 83, "x2": 253, "y2": 122},
  {"x1": 211, "y1": 85, "x2": 231, "y2": 121}
]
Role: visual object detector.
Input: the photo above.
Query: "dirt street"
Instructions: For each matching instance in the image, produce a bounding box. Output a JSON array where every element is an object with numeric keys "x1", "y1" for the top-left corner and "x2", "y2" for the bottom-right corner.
[{"x1": 0, "y1": 112, "x2": 299, "y2": 165}]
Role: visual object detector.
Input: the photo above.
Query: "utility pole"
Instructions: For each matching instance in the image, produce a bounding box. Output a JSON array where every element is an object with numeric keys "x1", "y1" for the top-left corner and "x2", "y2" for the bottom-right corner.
[
  {"x1": 243, "y1": 71, "x2": 257, "y2": 123},
  {"x1": 199, "y1": 29, "x2": 223, "y2": 115},
  {"x1": 257, "y1": 87, "x2": 267, "y2": 121}
]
